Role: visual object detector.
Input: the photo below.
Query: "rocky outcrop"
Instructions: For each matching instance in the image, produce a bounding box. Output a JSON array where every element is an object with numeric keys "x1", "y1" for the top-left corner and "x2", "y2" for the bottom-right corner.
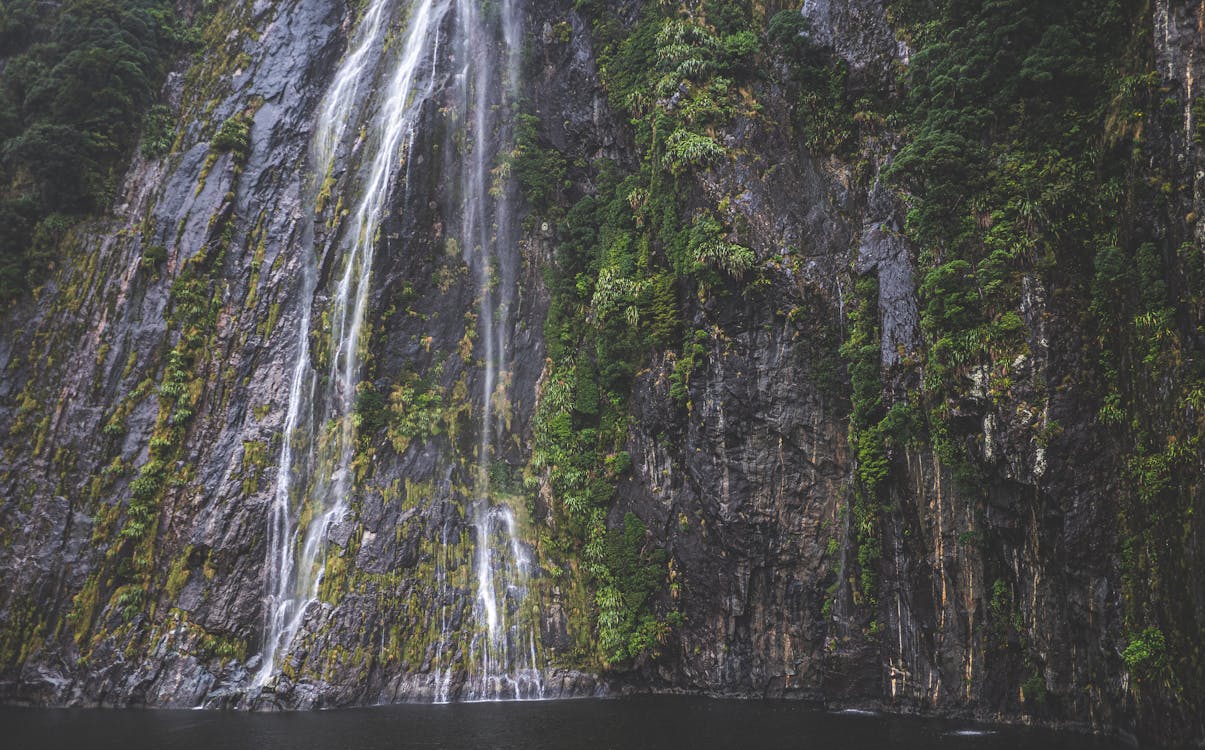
[{"x1": 0, "y1": 0, "x2": 1200, "y2": 747}]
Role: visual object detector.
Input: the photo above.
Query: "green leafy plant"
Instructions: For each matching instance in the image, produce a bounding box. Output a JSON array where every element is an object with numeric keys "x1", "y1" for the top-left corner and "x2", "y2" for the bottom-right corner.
[
  {"x1": 1122, "y1": 626, "x2": 1167, "y2": 672},
  {"x1": 0, "y1": 0, "x2": 186, "y2": 300}
]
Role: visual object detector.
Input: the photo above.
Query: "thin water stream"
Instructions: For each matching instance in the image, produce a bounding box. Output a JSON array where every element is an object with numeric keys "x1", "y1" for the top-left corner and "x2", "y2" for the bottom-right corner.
[{"x1": 451, "y1": 0, "x2": 543, "y2": 701}]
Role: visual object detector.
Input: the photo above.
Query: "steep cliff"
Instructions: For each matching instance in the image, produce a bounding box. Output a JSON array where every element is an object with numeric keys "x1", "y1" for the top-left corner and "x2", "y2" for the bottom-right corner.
[{"x1": 0, "y1": 0, "x2": 1200, "y2": 746}]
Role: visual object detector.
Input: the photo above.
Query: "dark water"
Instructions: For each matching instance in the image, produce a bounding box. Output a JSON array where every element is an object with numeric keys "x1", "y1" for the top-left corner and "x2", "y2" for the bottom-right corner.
[{"x1": 0, "y1": 696, "x2": 1126, "y2": 749}]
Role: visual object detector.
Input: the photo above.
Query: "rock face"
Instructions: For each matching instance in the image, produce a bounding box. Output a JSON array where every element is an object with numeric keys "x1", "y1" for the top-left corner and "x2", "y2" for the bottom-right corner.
[{"x1": 0, "y1": 0, "x2": 1201, "y2": 747}]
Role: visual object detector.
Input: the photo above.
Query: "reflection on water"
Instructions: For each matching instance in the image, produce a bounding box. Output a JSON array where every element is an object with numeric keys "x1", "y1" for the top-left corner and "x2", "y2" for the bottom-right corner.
[{"x1": 1, "y1": 695, "x2": 1126, "y2": 750}]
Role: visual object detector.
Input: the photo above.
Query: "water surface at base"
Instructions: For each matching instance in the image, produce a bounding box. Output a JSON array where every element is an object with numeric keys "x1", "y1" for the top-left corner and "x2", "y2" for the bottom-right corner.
[{"x1": 0, "y1": 696, "x2": 1126, "y2": 750}]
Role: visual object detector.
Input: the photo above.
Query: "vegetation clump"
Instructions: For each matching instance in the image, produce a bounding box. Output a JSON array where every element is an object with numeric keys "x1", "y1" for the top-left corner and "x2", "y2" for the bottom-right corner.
[
  {"x1": 0, "y1": 0, "x2": 187, "y2": 301},
  {"x1": 881, "y1": 0, "x2": 1203, "y2": 719}
]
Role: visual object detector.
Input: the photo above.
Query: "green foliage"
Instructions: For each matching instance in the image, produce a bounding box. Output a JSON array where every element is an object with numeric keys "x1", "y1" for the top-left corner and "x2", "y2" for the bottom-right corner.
[
  {"x1": 669, "y1": 329, "x2": 708, "y2": 405},
  {"x1": 887, "y1": 0, "x2": 1128, "y2": 341},
  {"x1": 352, "y1": 385, "x2": 388, "y2": 435},
  {"x1": 199, "y1": 630, "x2": 247, "y2": 661},
  {"x1": 140, "y1": 243, "x2": 167, "y2": 269},
  {"x1": 688, "y1": 214, "x2": 754, "y2": 278},
  {"x1": 1122, "y1": 626, "x2": 1167, "y2": 673},
  {"x1": 140, "y1": 103, "x2": 174, "y2": 158},
  {"x1": 0, "y1": 0, "x2": 185, "y2": 301},
  {"x1": 1125, "y1": 438, "x2": 1198, "y2": 505},
  {"x1": 526, "y1": 0, "x2": 779, "y2": 667},
  {"x1": 510, "y1": 112, "x2": 569, "y2": 216},
  {"x1": 385, "y1": 375, "x2": 443, "y2": 455},
  {"x1": 990, "y1": 578, "x2": 1009, "y2": 619},
  {"x1": 103, "y1": 218, "x2": 225, "y2": 630},
  {"x1": 839, "y1": 275, "x2": 885, "y2": 605},
  {"x1": 596, "y1": 513, "x2": 669, "y2": 664},
  {"x1": 882, "y1": 0, "x2": 1144, "y2": 469},
  {"x1": 766, "y1": 10, "x2": 858, "y2": 156},
  {"x1": 839, "y1": 273, "x2": 925, "y2": 610},
  {"x1": 211, "y1": 114, "x2": 250, "y2": 155},
  {"x1": 113, "y1": 584, "x2": 146, "y2": 622},
  {"x1": 663, "y1": 130, "x2": 726, "y2": 173},
  {"x1": 121, "y1": 458, "x2": 164, "y2": 542},
  {"x1": 841, "y1": 276, "x2": 886, "y2": 489},
  {"x1": 919, "y1": 260, "x2": 980, "y2": 334},
  {"x1": 883, "y1": 0, "x2": 1203, "y2": 720},
  {"x1": 1021, "y1": 672, "x2": 1048, "y2": 704},
  {"x1": 1193, "y1": 96, "x2": 1205, "y2": 145},
  {"x1": 765, "y1": 8, "x2": 808, "y2": 49}
]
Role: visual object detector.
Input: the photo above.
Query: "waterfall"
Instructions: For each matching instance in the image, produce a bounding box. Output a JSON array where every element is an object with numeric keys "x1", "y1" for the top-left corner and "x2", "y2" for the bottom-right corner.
[
  {"x1": 249, "y1": 0, "x2": 395, "y2": 691},
  {"x1": 253, "y1": 0, "x2": 450, "y2": 690},
  {"x1": 252, "y1": 0, "x2": 544, "y2": 701},
  {"x1": 438, "y1": 0, "x2": 543, "y2": 702}
]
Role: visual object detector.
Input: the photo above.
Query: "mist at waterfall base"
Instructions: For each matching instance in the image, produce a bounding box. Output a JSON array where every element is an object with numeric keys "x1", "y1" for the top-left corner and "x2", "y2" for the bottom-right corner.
[{"x1": 1, "y1": 696, "x2": 1123, "y2": 750}]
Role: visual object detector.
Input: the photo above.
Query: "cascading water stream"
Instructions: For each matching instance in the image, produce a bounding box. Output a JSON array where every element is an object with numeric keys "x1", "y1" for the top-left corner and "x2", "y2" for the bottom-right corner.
[
  {"x1": 249, "y1": 0, "x2": 391, "y2": 692},
  {"x1": 312, "y1": 0, "x2": 392, "y2": 173},
  {"x1": 253, "y1": 0, "x2": 450, "y2": 690},
  {"x1": 449, "y1": 0, "x2": 544, "y2": 701},
  {"x1": 252, "y1": 0, "x2": 544, "y2": 700}
]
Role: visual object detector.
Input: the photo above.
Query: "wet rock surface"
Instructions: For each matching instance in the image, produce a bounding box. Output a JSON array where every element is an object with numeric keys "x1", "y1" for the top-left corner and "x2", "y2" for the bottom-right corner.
[{"x1": 0, "y1": 1, "x2": 1201, "y2": 747}]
